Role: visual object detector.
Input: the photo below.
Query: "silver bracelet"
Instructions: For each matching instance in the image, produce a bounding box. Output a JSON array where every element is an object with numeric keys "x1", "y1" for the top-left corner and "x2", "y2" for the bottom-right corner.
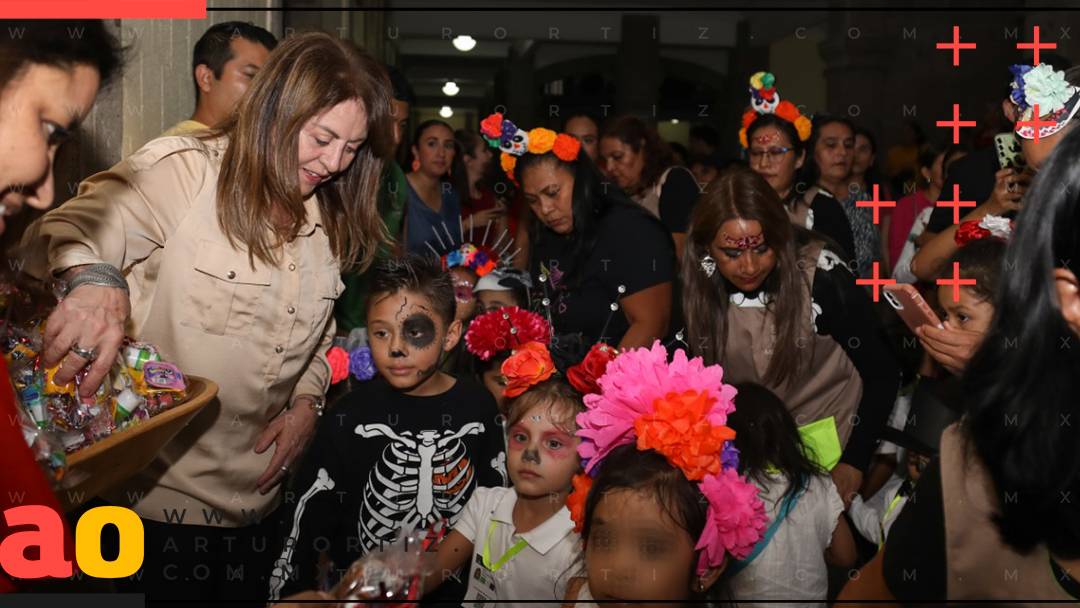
[{"x1": 63, "y1": 263, "x2": 129, "y2": 297}]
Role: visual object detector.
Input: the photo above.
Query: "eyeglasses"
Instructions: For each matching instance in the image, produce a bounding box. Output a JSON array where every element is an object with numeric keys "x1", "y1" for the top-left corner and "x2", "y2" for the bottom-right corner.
[{"x1": 748, "y1": 147, "x2": 792, "y2": 163}]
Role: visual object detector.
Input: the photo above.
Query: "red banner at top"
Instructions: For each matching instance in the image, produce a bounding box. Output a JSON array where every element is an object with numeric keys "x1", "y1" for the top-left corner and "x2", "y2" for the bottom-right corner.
[{"x1": 0, "y1": 1, "x2": 207, "y2": 19}]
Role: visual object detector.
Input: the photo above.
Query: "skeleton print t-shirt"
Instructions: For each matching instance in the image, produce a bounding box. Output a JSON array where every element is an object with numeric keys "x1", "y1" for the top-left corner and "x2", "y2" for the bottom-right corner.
[{"x1": 269, "y1": 376, "x2": 506, "y2": 601}]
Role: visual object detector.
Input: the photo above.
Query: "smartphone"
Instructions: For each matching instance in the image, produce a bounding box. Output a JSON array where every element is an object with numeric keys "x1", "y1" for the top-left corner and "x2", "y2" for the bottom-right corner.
[
  {"x1": 883, "y1": 284, "x2": 943, "y2": 333},
  {"x1": 995, "y1": 133, "x2": 1027, "y2": 172}
]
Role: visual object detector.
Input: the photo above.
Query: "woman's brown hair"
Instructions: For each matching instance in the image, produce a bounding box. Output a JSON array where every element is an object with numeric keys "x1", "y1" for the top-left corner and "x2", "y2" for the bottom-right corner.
[
  {"x1": 680, "y1": 165, "x2": 815, "y2": 386},
  {"x1": 204, "y1": 30, "x2": 394, "y2": 271},
  {"x1": 601, "y1": 115, "x2": 672, "y2": 195}
]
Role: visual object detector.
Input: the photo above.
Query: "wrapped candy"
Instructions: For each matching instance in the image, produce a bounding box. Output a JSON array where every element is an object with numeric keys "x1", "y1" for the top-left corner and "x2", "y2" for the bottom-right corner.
[
  {"x1": 18, "y1": 401, "x2": 66, "y2": 484},
  {"x1": 122, "y1": 338, "x2": 161, "y2": 372},
  {"x1": 332, "y1": 529, "x2": 427, "y2": 608}
]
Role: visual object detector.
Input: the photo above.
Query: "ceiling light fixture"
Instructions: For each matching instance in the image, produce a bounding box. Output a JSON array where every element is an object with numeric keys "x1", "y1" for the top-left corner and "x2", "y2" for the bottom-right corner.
[{"x1": 452, "y1": 35, "x2": 476, "y2": 52}]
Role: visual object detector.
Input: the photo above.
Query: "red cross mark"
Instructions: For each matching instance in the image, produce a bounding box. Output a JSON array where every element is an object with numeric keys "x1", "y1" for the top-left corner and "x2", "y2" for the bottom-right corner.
[
  {"x1": 936, "y1": 104, "x2": 976, "y2": 144},
  {"x1": 856, "y1": 262, "x2": 896, "y2": 302},
  {"x1": 937, "y1": 26, "x2": 976, "y2": 66},
  {"x1": 936, "y1": 184, "x2": 976, "y2": 223},
  {"x1": 937, "y1": 262, "x2": 977, "y2": 302},
  {"x1": 1016, "y1": 103, "x2": 1058, "y2": 143},
  {"x1": 1017, "y1": 26, "x2": 1057, "y2": 65},
  {"x1": 857, "y1": 185, "x2": 896, "y2": 224}
]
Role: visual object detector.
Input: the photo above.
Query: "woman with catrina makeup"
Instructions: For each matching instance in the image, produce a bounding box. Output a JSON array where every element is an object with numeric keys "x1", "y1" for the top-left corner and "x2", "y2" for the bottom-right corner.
[{"x1": 680, "y1": 166, "x2": 901, "y2": 511}]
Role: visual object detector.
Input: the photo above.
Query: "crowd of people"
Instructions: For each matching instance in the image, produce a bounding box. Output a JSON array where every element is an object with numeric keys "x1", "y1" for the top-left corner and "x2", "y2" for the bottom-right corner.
[{"x1": 3, "y1": 17, "x2": 1080, "y2": 607}]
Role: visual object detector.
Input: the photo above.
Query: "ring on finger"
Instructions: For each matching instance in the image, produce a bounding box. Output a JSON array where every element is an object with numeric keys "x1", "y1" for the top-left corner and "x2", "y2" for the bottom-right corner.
[
  {"x1": 69, "y1": 341, "x2": 100, "y2": 362},
  {"x1": 280, "y1": 465, "x2": 291, "y2": 475}
]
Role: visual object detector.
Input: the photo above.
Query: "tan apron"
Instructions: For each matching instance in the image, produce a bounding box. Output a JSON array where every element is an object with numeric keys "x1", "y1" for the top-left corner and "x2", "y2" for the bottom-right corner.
[
  {"x1": 632, "y1": 167, "x2": 678, "y2": 218},
  {"x1": 940, "y1": 423, "x2": 1075, "y2": 602},
  {"x1": 720, "y1": 241, "x2": 863, "y2": 447},
  {"x1": 786, "y1": 186, "x2": 818, "y2": 230}
]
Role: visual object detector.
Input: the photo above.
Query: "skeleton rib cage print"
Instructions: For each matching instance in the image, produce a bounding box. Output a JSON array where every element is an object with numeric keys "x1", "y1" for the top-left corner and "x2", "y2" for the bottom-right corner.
[
  {"x1": 266, "y1": 377, "x2": 507, "y2": 601},
  {"x1": 356, "y1": 422, "x2": 484, "y2": 552}
]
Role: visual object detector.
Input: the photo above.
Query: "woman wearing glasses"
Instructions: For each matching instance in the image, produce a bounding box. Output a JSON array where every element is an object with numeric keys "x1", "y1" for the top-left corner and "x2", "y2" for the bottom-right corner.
[{"x1": 741, "y1": 80, "x2": 857, "y2": 266}]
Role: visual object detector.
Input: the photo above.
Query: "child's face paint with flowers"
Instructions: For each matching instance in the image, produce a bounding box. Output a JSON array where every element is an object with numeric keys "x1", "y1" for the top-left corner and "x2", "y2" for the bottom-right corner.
[{"x1": 507, "y1": 403, "x2": 581, "y2": 497}]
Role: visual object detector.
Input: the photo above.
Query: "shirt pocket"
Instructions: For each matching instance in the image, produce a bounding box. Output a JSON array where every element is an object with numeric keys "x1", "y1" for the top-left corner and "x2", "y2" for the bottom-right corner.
[
  {"x1": 180, "y1": 240, "x2": 272, "y2": 339},
  {"x1": 310, "y1": 269, "x2": 344, "y2": 335}
]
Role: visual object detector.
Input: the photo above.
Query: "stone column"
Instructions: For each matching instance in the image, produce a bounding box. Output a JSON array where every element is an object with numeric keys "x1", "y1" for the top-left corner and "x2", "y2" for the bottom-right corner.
[
  {"x1": 615, "y1": 13, "x2": 661, "y2": 118},
  {"x1": 505, "y1": 41, "x2": 537, "y2": 127}
]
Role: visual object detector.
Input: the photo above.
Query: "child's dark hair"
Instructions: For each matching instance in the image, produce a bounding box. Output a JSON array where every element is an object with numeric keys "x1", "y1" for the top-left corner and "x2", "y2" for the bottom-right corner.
[
  {"x1": 580, "y1": 444, "x2": 719, "y2": 602},
  {"x1": 939, "y1": 238, "x2": 1007, "y2": 303},
  {"x1": 505, "y1": 376, "x2": 584, "y2": 433},
  {"x1": 726, "y1": 383, "x2": 824, "y2": 503},
  {"x1": 367, "y1": 254, "x2": 456, "y2": 326}
]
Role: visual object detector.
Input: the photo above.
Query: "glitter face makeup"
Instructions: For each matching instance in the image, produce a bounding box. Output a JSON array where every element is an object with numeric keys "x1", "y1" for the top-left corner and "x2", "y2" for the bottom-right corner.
[
  {"x1": 722, "y1": 231, "x2": 765, "y2": 250},
  {"x1": 752, "y1": 132, "x2": 780, "y2": 145},
  {"x1": 506, "y1": 407, "x2": 582, "y2": 497},
  {"x1": 454, "y1": 280, "x2": 474, "y2": 304}
]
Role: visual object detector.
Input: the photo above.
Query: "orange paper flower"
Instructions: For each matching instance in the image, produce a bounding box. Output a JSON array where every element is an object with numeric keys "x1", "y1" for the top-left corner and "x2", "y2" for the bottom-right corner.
[
  {"x1": 553, "y1": 133, "x2": 581, "y2": 161},
  {"x1": 634, "y1": 390, "x2": 736, "y2": 481},
  {"x1": 501, "y1": 341, "x2": 556, "y2": 398},
  {"x1": 527, "y1": 128, "x2": 558, "y2": 154},
  {"x1": 774, "y1": 101, "x2": 800, "y2": 124},
  {"x1": 738, "y1": 127, "x2": 748, "y2": 149},
  {"x1": 566, "y1": 473, "x2": 593, "y2": 535},
  {"x1": 741, "y1": 109, "x2": 758, "y2": 130},
  {"x1": 795, "y1": 116, "x2": 812, "y2": 141},
  {"x1": 500, "y1": 152, "x2": 517, "y2": 180}
]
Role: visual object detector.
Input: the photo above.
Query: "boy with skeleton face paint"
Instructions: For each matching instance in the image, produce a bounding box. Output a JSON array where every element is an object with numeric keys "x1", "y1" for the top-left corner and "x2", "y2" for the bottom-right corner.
[{"x1": 267, "y1": 255, "x2": 507, "y2": 603}]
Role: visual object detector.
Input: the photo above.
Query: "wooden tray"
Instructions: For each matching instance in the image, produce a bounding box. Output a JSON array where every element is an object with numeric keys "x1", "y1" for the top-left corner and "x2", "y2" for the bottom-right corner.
[{"x1": 57, "y1": 376, "x2": 218, "y2": 511}]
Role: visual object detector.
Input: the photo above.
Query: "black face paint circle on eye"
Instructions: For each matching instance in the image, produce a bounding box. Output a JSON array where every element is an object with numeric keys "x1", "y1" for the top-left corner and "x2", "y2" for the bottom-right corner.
[{"x1": 402, "y1": 313, "x2": 437, "y2": 350}]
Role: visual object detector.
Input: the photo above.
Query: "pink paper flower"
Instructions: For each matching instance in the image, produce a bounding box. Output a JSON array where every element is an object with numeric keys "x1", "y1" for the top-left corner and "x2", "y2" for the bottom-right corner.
[
  {"x1": 576, "y1": 340, "x2": 736, "y2": 475},
  {"x1": 695, "y1": 468, "x2": 768, "y2": 573}
]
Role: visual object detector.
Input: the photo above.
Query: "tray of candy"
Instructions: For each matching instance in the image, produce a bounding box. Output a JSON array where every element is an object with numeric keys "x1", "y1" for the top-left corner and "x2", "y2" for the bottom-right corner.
[{"x1": 57, "y1": 375, "x2": 218, "y2": 511}]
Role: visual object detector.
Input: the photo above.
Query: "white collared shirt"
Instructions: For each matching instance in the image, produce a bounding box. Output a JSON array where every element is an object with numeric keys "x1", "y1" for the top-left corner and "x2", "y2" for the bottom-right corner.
[{"x1": 453, "y1": 486, "x2": 580, "y2": 607}]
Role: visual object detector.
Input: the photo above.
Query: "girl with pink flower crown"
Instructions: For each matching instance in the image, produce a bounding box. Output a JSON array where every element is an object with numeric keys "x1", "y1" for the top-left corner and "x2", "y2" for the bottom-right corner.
[{"x1": 563, "y1": 341, "x2": 769, "y2": 606}]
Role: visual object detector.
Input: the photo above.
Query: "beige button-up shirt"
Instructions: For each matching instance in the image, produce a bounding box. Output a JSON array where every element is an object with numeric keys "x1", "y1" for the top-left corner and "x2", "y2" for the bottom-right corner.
[{"x1": 25, "y1": 135, "x2": 343, "y2": 526}]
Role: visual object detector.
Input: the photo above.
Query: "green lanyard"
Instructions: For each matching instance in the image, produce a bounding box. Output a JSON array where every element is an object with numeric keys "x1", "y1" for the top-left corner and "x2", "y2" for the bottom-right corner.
[
  {"x1": 878, "y1": 479, "x2": 915, "y2": 550},
  {"x1": 482, "y1": 521, "x2": 529, "y2": 572}
]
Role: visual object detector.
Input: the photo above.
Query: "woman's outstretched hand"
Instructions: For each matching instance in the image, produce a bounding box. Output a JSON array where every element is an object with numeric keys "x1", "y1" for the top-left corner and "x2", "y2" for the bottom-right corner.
[{"x1": 42, "y1": 284, "x2": 131, "y2": 398}]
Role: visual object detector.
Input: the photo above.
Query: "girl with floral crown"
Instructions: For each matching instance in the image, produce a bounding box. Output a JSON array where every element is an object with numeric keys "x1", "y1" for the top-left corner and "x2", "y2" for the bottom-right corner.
[
  {"x1": 425, "y1": 340, "x2": 596, "y2": 607},
  {"x1": 562, "y1": 341, "x2": 769, "y2": 606}
]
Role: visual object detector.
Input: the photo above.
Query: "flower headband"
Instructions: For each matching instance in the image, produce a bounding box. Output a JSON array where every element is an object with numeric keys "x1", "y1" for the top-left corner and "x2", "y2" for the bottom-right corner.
[
  {"x1": 954, "y1": 214, "x2": 1014, "y2": 247},
  {"x1": 500, "y1": 341, "x2": 558, "y2": 398},
  {"x1": 465, "y1": 307, "x2": 550, "y2": 362},
  {"x1": 738, "y1": 71, "x2": 812, "y2": 148},
  {"x1": 1010, "y1": 64, "x2": 1080, "y2": 140},
  {"x1": 442, "y1": 243, "x2": 500, "y2": 277},
  {"x1": 567, "y1": 341, "x2": 767, "y2": 575},
  {"x1": 480, "y1": 112, "x2": 581, "y2": 182}
]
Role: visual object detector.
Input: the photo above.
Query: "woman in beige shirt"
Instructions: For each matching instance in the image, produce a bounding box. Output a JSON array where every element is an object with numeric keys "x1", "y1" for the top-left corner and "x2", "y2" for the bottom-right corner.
[{"x1": 24, "y1": 31, "x2": 393, "y2": 602}]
